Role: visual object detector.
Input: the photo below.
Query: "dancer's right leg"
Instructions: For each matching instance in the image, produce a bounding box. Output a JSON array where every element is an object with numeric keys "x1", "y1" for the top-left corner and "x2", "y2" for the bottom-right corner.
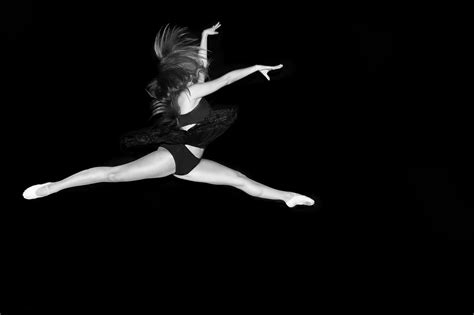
[{"x1": 32, "y1": 147, "x2": 176, "y2": 197}]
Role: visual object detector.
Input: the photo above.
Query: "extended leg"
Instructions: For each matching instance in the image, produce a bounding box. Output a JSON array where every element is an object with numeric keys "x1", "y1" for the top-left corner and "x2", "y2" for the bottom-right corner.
[
  {"x1": 174, "y1": 159, "x2": 314, "y2": 207},
  {"x1": 24, "y1": 147, "x2": 176, "y2": 198}
]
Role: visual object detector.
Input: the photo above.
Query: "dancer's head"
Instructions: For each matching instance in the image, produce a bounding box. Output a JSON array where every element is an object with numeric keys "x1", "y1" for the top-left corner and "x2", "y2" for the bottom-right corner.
[{"x1": 147, "y1": 25, "x2": 208, "y2": 119}]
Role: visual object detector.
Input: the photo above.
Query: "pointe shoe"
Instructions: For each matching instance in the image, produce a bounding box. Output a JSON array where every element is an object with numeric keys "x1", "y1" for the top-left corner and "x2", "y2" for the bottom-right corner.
[
  {"x1": 22, "y1": 182, "x2": 52, "y2": 200},
  {"x1": 285, "y1": 194, "x2": 315, "y2": 208}
]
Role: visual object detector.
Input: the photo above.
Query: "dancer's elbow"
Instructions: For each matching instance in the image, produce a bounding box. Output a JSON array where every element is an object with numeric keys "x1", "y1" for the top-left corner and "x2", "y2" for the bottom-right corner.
[{"x1": 221, "y1": 73, "x2": 233, "y2": 86}]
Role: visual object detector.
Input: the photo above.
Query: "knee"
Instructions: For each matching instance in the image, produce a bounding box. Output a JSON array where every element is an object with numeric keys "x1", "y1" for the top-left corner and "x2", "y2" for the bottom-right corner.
[
  {"x1": 235, "y1": 171, "x2": 247, "y2": 179},
  {"x1": 233, "y1": 171, "x2": 248, "y2": 186},
  {"x1": 106, "y1": 169, "x2": 123, "y2": 182}
]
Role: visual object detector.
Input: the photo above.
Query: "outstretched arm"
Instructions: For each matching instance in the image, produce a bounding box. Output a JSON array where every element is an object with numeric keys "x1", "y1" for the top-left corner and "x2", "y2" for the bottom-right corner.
[
  {"x1": 188, "y1": 64, "x2": 283, "y2": 99},
  {"x1": 199, "y1": 22, "x2": 220, "y2": 68}
]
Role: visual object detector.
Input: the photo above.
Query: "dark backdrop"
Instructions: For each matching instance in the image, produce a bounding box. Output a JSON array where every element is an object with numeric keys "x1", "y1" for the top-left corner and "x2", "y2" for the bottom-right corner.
[{"x1": 2, "y1": 1, "x2": 472, "y2": 313}]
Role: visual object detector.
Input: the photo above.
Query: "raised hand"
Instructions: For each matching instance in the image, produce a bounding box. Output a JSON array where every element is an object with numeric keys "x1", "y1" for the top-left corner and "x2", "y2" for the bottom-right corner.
[
  {"x1": 257, "y1": 64, "x2": 283, "y2": 81},
  {"x1": 203, "y1": 22, "x2": 221, "y2": 36}
]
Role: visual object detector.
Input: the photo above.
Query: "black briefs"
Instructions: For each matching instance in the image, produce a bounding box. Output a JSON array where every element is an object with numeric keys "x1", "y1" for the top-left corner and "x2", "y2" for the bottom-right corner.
[{"x1": 161, "y1": 143, "x2": 201, "y2": 175}]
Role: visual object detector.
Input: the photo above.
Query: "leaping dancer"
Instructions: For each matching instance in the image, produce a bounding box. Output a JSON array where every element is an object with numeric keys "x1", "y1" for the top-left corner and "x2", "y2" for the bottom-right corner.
[{"x1": 23, "y1": 23, "x2": 315, "y2": 208}]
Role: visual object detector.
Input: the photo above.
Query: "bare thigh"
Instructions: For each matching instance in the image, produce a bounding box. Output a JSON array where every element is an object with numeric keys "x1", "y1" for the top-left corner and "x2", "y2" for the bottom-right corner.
[
  {"x1": 184, "y1": 144, "x2": 205, "y2": 159},
  {"x1": 109, "y1": 147, "x2": 176, "y2": 182},
  {"x1": 174, "y1": 158, "x2": 244, "y2": 186}
]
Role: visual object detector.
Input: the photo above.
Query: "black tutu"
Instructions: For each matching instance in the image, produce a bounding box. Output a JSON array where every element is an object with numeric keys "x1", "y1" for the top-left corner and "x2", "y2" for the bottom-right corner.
[{"x1": 120, "y1": 105, "x2": 239, "y2": 153}]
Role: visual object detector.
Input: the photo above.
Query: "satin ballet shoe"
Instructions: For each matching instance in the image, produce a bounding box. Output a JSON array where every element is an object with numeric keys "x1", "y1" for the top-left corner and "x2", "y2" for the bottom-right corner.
[
  {"x1": 22, "y1": 182, "x2": 52, "y2": 200},
  {"x1": 285, "y1": 194, "x2": 316, "y2": 208}
]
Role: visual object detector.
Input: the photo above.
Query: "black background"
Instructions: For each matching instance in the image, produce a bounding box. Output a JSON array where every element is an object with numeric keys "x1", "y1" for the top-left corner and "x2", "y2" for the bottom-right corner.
[{"x1": 2, "y1": 1, "x2": 473, "y2": 313}]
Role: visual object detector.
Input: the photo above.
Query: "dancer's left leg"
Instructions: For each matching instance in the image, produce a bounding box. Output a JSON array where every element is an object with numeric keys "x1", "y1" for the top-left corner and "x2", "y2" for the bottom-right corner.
[{"x1": 174, "y1": 159, "x2": 314, "y2": 207}]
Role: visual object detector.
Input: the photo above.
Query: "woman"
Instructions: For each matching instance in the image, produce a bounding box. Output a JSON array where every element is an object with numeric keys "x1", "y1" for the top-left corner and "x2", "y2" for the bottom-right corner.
[{"x1": 23, "y1": 23, "x2": 315, "y2": 208}]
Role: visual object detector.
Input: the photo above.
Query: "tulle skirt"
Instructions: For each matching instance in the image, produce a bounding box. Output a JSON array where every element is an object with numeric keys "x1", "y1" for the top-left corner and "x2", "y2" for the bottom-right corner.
[{"x1": 120, "y1": 105, "x2": 239, "y2": 154}]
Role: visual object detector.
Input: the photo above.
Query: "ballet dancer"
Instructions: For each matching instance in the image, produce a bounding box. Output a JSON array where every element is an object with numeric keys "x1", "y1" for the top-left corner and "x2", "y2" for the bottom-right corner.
[{"x1": 23, "y1": 23, "x2": 315, "y2": 208}]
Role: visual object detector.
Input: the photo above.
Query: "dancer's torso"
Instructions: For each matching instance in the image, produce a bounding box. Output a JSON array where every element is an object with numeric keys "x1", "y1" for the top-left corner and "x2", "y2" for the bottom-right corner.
[{"x1": 177, "y1": 93, "x2": 206, "y2": 159}]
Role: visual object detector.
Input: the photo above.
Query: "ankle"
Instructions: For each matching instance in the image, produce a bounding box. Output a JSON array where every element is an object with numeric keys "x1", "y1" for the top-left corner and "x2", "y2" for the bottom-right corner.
[
  {"x1": 38, "y1": 183, "x2": 53, "y2": 196},
  {"x1": 47, "y1": 183, "x2": 59, "y2": 194},
  {"x1": 283, "y1": 191, "x2": 296, "y2": 203}
]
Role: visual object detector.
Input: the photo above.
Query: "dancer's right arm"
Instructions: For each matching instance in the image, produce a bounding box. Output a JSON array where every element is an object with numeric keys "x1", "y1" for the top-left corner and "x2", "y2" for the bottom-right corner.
[{"x1": 187, "y1": 64, "x2": 283, "y2": 99}]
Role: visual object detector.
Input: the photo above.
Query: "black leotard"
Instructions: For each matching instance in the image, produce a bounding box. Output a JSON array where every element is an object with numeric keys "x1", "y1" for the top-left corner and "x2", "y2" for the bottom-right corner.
[{"x1": 120, "y1": 98, "x2": 238, "y2": 175}]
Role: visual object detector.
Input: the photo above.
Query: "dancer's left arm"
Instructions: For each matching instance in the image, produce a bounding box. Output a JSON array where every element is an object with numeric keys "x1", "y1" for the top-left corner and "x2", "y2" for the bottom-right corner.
[{"x1": 198, "y1": 22, "x2": 221, "y2": 82}]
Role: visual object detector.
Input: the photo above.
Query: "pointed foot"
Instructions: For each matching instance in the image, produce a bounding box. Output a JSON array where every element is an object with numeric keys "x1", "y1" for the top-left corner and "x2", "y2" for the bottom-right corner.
[
  {"x1": 285, "y1": 193, "x2": 315, "y2": 208},
  {"x1": 22, "y1": 182, "x2": 52, "y2": 200}
]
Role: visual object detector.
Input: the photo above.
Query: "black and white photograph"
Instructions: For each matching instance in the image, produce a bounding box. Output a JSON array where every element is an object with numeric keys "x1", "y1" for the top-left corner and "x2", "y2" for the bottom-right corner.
[{"x1": 2, "y1": 1, "x2": 472, "y2": 313}]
